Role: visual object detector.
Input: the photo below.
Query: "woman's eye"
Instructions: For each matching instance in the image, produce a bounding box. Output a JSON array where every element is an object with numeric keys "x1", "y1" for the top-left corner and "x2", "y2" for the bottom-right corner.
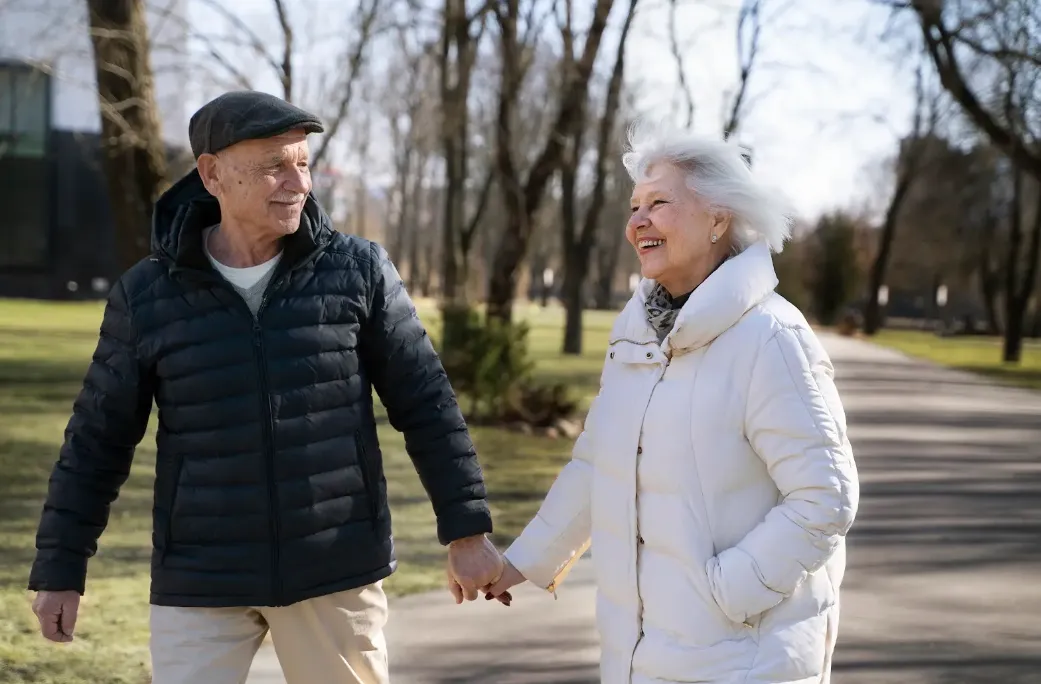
[{"x1": 652, "y1": 199, "x2": 667, "y2": 206}]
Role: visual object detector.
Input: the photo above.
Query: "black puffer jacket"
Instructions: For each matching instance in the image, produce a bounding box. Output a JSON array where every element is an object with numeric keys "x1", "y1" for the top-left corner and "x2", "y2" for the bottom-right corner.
[{"x1": 28, "y1": 170, "x2": 492, "y2": 607}]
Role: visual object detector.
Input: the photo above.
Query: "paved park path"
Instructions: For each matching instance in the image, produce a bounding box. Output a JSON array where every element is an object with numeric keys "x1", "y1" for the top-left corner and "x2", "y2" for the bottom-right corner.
[{"x1": 247, "y1": 333, "x2": 1041, "y2": 683}]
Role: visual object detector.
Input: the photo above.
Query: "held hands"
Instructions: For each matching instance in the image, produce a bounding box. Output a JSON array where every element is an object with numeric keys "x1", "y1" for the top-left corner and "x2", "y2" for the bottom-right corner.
[
  {"x1": 446, "y1": 534, "x2": 526, "y2": 606},
  {"x1": 446, "y1": 534, "x2": 504, "y2": 603},
  {"x1": 483, "y1": 558, "x2": 525, "y2": 604},
  {"x1": 31, "y1": 590, "x2": 80, "y2": 643}
]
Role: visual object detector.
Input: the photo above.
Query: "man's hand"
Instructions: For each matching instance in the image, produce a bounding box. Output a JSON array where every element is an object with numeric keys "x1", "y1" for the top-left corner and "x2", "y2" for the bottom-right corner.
[
  {"x1": 446, "y1": 534, "x2": 504, "y2": 604},
  {"x1": 31, "y1": 590, "x2": 80, "y2": 643}
]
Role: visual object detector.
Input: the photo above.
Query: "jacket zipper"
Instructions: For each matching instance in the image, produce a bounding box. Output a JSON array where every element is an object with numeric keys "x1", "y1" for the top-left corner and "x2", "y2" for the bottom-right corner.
[
  {"x1": 253, "y1": 286, "x2": 286, "y2": 604},
  {"x1": 174, "y1": 265, "x2": 287, "y2": 604},
  {"x1": 628, "y1": 355, "x2": 669, "y2": 679},
  {"x1": 354, "y1": 431, "x2": 380, "y2": 528},
  {"x1": 164, "y1": 238, "x2": 326, "y2": 605}
]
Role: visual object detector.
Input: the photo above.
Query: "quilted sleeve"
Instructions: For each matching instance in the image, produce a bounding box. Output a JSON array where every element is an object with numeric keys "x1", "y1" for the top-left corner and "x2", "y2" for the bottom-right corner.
[
  {"x1": 360, "y1": 243, "x2": 492, "y2": 545},
  {"x1": 503, "y1": 389, "x2": 600, "y2": 591},
  {"x1": 706, "y1": 326, "x2": 859, "y2": 624},
  {"x1": 27, "y1": 279, "x2": 155, "y2": 595}
]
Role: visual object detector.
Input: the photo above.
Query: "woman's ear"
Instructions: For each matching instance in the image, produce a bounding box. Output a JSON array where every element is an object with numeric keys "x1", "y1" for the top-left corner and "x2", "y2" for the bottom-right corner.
[{"x1": 712, "y1": 211, "x2": 732, "y2": 236}]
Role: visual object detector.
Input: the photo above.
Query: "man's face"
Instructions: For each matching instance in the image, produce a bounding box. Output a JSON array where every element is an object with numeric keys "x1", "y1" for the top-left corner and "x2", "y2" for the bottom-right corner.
[{"x1": 197, "y1": 129, "x2": 312, "y2": 239}]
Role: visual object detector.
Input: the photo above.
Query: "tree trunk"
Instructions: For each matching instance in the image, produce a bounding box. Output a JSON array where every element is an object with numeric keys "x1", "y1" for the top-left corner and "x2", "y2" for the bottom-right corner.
[
  {"x1": 441, "y1": 144, "x2": 462, "y2": 302},
  {"x1": 594, "y1": 212, "x2": 626, "y2": 309},
  {"x1": 439, "y1": 0, "x2": 489, "y2": 307},
  {"x1": 978, "y1": 229, "x2": 1002, "y2": 334},
  {"x1": 487, "y1": 0, "x2": 616, "y2": 324},
  {"x1": 486, "y1": 218, "x2": 527, "y2": 321},
  {"x1": 1003, "y1": 308, "x2": 1024, "y2": 362},
  {"x1": 86, "y1": 0, "x2": 168, "y2": 272},
  {"x1": 863, "y1": 174, "x2": 913, "y2": 334},
  {"x1": 1004, "y1": 176, "x2": 1041, "y2": 362},
  {"x1": 389, "y1": 146, "x2": 413, "y2": 265},
  {"x1": 561, "y1": 249, "x2": 588, "y2": 354}
]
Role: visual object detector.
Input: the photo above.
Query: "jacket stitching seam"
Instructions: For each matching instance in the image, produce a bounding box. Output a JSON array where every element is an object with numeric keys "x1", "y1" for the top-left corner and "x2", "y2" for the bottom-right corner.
[{"x1": 773, "y1": 326, "x2": 850, "y2": 543}]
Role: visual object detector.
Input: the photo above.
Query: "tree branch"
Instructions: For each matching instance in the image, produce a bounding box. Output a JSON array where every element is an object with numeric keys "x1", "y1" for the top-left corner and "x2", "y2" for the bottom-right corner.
[
  {"x1": 668, "y1": 0, "x2": 694, "y2": 128},
  {"x1": 580, "y1": 0, "x2": 639, "y2": 251},
  {"x1": 272, "y1": 0, "x2": 293, "y2": 101},
  {"x1": 912, "y1": 1, "x2": 1041, "y2": 178},
  {"x1": 311, "y1": 0, "x2": 382, "y2": 167},
  {"x1": 197, "y1": 0, "x2": 283, "y2": 82},
  {"x1": 723, "y1": 0, "x2": 762, "y2": 140}
]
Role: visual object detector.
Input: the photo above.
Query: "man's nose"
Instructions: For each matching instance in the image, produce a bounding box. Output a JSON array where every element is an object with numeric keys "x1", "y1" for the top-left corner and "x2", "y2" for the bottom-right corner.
[{"x1": 284, "y1": 167, "x2": 310, "y2": 195}]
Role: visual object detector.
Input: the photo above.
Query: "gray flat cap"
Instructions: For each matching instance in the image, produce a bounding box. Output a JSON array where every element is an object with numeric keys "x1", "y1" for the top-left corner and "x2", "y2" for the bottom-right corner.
[{"x1": 188, "y1": 90, "x2": 324, "y2": 158}]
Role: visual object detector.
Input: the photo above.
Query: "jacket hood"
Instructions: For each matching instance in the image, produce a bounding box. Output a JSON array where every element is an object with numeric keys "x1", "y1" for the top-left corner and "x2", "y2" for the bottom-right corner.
[
  {"x1": 611, "y1": 240, "x2": 779, "y2": 353},
  {"x1": 151, "y1": 168, "x2": 333, "y2": 271}
]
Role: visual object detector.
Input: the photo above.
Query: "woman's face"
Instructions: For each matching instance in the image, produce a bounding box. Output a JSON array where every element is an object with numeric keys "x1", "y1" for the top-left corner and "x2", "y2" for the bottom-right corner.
[{"x1": 626, "y1": 163, "x2": 729, "y2": 296}]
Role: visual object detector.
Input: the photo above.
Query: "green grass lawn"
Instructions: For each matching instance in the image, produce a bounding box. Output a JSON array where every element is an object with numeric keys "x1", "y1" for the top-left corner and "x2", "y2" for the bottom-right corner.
[
  {"x1": 0, "y1": 298, "x2": 614, "y2": 684},
  {"x1": 871, "y1": 329, "x2": 1041, "y2": 390}
]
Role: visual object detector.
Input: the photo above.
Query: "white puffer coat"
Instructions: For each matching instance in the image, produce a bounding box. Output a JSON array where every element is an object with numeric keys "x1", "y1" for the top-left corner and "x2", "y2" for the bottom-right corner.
[{"x1": 505, "y1": 241, "x2": 860, "y2": 684}]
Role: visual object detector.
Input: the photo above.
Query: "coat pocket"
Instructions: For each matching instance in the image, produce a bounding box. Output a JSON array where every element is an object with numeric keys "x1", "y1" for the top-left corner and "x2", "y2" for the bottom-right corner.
[
  {"x1": 354, "y1": 431, "x2": 382, "y2": 526},
  {"x1": 158, "y1": 453, "x2": 185, "y2": 565}
]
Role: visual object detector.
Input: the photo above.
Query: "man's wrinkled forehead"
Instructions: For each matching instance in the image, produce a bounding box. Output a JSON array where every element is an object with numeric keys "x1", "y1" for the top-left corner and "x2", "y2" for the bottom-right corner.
[{"x1": 222, "y1": 129, "x2": 310, "y2": 162}]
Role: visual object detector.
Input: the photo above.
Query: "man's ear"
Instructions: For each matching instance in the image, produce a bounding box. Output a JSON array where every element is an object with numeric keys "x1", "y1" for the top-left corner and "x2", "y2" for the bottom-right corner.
[{"x1": 196, "y1": 153, "x2": 222, "y2": 197}]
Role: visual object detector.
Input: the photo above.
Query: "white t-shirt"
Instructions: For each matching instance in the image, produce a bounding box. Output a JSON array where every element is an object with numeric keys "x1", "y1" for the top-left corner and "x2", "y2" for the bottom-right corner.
[{"x1": 203, "y1": 226, "x2": 283, "y2": 290}]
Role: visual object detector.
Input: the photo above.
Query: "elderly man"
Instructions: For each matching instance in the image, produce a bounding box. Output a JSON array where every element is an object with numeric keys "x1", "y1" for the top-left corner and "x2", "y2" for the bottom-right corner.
[{"x1": 27, "y1": 91, "x2": 503, "y2": 684}]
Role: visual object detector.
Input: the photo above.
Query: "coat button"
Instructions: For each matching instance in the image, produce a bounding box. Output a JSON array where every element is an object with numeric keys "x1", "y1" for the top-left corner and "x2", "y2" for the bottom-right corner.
[
  {"x1": 610, "y1": 352, "x2": 615, "y2": 359},
  {"x1": 638, "y1": 535, "x2": 645, "y2": 544},
  {"x1": 645, "y1": 352, "x2": 653, "y2": 359},
  {"x1": 637, "y1": 446, "x2": 643, "y2": 455}
]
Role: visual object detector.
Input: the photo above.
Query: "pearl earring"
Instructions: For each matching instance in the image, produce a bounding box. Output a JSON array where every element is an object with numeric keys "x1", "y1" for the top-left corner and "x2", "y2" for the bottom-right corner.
[{"x1": 710, "y1": 234, "x2": 718, "y2": 243}]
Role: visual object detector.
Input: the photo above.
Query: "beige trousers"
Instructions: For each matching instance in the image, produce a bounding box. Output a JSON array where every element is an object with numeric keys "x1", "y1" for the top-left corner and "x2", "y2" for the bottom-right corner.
[{"x1": 150, "y1": 581, "x2": 389, "y2": 684}]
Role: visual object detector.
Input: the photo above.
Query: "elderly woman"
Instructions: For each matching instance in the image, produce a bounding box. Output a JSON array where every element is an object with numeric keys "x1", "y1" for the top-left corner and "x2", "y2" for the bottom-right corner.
[{"x1": 484, "y1": 128, "x2": 860, "y2": 684}]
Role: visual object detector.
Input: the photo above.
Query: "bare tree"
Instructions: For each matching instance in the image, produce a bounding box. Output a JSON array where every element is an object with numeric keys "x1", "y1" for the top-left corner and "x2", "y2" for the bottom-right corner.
[
  {"x1": 863, "y1": 63, "x2": 936, "y2": 334},
  {"x1": 310, "y1": 0, "x2": 381, "y2": 167},
  {"x1": 666, "y1": 0, "x2": 766, "y2": 139},
  {"x1": 894, "y1": 0, "x2": 1041, "y2": 360},
  {"x1": 384, "y1": 29, "x2": 435, "y2": 265},
  {"x1": 439, "y1": 0, "x2": 495, "y2": 304},
  {"x1": 196, "y1": 0, "x2": 381, "y2": 168},
  {"x1": 667, "y1": 0, "x2": 695, "y2": 128},
  {"x1": 722, "y1": 0, "x2": 763, "y2": 140},
  {"x1": 487, "y1": 0, "x2": 616, "y2": 323},
  {"x1": 85, "y1": 0, "x2": 169, "y2": 271},
  {"x1": 907, "y1": 0, "x2": 1041, "y2": 180},
  {"x1": 195, "y1": 0, "x2": 296, "y2": 99},
  {"x1": 560, "y1": 0, "x2": 639, "y2": 354}
]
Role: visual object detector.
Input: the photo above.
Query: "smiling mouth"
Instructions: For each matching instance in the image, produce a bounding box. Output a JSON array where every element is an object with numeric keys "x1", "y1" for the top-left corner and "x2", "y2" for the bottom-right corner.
[{"x1": 637, "y1": 238, "x2": 665, "y2": 252}]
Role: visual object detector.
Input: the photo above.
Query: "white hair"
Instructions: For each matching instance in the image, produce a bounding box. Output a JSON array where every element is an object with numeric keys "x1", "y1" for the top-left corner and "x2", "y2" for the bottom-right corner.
[{"x1": 621, "y1": 121, "x2": 794, "y2": 253}]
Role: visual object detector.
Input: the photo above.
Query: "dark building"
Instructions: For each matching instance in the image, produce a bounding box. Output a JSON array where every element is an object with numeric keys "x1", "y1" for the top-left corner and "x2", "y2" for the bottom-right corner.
[{"x1": 0, "y1": 60, "x2": 189, "y2": 300}]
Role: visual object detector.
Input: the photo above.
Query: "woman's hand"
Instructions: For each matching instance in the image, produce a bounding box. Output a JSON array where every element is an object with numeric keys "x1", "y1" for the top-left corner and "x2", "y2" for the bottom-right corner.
[{"x1": 482, "y1": 558, "x2": 526, "y2": 606}]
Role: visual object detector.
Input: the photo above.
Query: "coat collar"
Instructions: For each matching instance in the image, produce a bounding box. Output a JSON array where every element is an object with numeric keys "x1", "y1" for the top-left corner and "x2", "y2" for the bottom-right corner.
[{"x1": 609, "y1": 240, "x2": 779, "y2": 353}]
